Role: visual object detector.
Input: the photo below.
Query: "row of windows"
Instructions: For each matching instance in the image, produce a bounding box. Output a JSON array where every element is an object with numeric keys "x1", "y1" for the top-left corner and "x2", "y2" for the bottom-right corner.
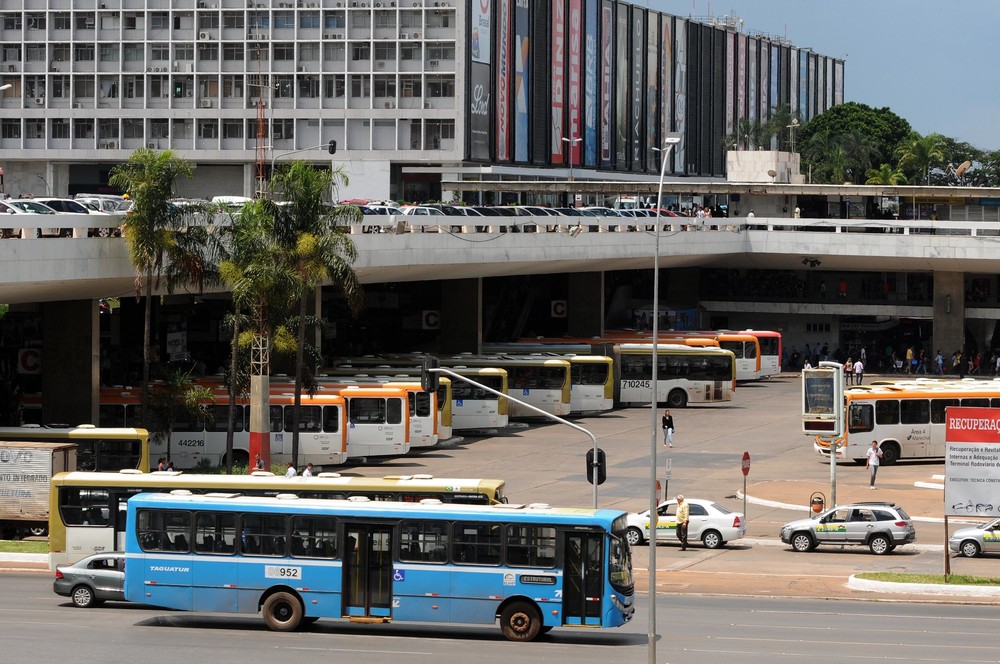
[
  {"x1": 848, "y1": 397, "x2": 1000, "y2": 431},
  {"x1": 0, "y1": 118, "x2": 455, "y2": 142},
  {"x1": 136, "y1": 508, "x2": 560, "y2": 568},
  {"x1": 2, "y1": 43, "x2": 455, "y2": 63},
  {"x1": 571, "y1": 364, "x2": 611, "y2": 386},
  {"x1": 506, "y1": 367, "x2": 569, "y2": 391},
  {"x1": 1, "y1": 10, "x2": 452, "y2": 33},
  {"x1": 619, "y1": 355, "x2": 735, "y2": 382}
]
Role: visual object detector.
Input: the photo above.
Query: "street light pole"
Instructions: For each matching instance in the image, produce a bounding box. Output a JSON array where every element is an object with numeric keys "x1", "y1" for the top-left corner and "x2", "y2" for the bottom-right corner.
[
  {"x1": 648, "y1": 131, "x2": 681, "y2": 664},
  {"x1": 561, "y1": 136, "x2": 582, "y2": 207}
]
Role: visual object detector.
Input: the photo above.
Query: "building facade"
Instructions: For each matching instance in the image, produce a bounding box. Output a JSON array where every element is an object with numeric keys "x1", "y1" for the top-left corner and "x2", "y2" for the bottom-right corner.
[{"x1": 0, "y1": 0, "x2": 843, "y2": 200}]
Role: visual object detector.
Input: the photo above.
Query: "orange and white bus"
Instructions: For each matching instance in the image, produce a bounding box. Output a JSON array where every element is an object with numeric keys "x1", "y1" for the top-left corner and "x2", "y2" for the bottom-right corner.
[
  {"x1": 98, "y1": 385, "x2": 410, "y2": 469},
  {"x1": 741, "y1": 329, "x2": 783, "y2": 378},
  {"x1": 814, "y1": 379, "x2": 1000, "y2": 465}
]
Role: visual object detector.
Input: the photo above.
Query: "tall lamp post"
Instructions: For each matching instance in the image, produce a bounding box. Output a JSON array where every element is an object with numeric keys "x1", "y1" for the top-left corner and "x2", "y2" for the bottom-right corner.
[
  {"x1": 648, "y1": 131, "x2": 681, "y2": 664},
  {"x1": 561, "y1": 136, "x2": 582, "y2": 207}
]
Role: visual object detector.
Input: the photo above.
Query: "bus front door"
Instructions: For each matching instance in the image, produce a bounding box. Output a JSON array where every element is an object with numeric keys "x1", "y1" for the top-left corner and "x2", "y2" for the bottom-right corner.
[
  {"x1": 562, "y1": 532, "x2": 603, "y2": 626},
  {"x1": 343, "y1": 524, "x2": 393, "y2": 619}
]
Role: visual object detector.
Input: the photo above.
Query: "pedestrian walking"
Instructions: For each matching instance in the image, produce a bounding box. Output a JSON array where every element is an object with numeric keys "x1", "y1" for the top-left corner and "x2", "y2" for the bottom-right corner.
[
  {"x1": 285, "y1": 461, "x2": 297, "y2": 478},
  {"x1": 302, "y1": 462, "x2": 314, "y2": 477},
  {"x1": 844, "y1": 358, "x2": 854, "y2": 385},
  {"x1": 853, "y1": 357, "x2": 864, "y2": 385},
  {"x1": 676, "y1": 495, "x2": 690, "y2": 550},
  {"x1": 866, "y1": 440, "x2": 882, "y2": 489},
  {"x1": 661, "y1": 409, "x2": 674, "y2": 447}
]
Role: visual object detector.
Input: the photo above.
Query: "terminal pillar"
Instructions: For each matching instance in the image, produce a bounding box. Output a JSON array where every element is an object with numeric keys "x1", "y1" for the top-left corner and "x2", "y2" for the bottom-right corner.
[
  {"x1": 567, "y1": 272, "x2": 604, "y2": 338},
  {"x1": 440, "y1": 278, "x2": 481, "y2": 354},
  {"x1": 932, "y1": 271, "x2": 965, "y2": 357},
  {"x1": 42, "y1": 299, "x2": 99, "y2": 425}
]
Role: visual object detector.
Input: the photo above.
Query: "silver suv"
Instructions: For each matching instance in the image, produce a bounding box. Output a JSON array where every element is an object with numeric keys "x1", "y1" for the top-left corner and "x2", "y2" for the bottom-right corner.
[{"x1": 780, "y1": 501, "x2": 915, "y2": 555}]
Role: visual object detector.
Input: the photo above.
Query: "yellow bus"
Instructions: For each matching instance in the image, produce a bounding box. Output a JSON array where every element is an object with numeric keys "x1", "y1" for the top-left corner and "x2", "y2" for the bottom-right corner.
[
  {"x1": 0, "y1": 425, "x2": 149, "y2": 473},
  {"x1": 814, "y1": 379, "x2": 1000, "y2": 465},
  {"x1": 48, "y1": 470, "x2": 508, "y2": 567}
]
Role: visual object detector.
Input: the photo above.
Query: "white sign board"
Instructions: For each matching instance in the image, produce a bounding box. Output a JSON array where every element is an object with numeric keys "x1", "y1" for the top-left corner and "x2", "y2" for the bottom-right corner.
[{"x1": 945, "y1": 406, "x2": 1000, "y2": 517}]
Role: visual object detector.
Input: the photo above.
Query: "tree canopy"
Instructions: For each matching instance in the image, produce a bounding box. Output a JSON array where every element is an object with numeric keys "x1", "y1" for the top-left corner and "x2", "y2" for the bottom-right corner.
[{"x1": 798, "y1": 102, "x2": 912, "y2": 182}]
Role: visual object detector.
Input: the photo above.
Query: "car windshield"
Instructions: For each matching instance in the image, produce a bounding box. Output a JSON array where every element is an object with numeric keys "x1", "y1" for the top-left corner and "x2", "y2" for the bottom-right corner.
[{"x1": 11, "y1": 201, "x2": 54, "y2": 214}]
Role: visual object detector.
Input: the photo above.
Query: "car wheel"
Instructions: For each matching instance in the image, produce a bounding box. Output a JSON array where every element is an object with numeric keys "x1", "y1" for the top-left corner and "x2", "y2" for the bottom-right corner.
[
  {"x1": 791, "y1": 532, "x2": 814, "y2": 552},
  {"x1": 261, "y1": 591, "x2": 303, "y2": 631},
  {"x1": 500, "y1": 601, "x2": 542, "y2": 642},
  {"x1": 625, "y1": 527, "x2": 644, "y2": 546},
  {"x1": 869, "y1": 534, "x2": 892, "y2": 555},
  {"x1": 960, "y1": 540, "x2": 981, "y2": 558},
  {"x1": 28, "y1": 526, "x2": 48, "y2": 537},
  {"x1": 71, "y1": 585, "x2": 95, "y2": 608},
  {"x1": 701, "y1": 530, "x2": 724, "y2": 549}
]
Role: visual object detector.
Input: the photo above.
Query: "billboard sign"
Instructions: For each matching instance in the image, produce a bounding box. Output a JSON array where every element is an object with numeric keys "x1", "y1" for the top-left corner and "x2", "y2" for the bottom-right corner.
[{"x1": 945, "y1": 407, "x2": 1000, "y2": 517}]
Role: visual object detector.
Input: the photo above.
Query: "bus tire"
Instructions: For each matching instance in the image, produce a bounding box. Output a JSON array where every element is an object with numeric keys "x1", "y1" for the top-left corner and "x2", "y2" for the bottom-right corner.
[
  {"x1": 226, "y1": 450, "x2": 250, "y2": 469},
  {"x1": 262, "y1": 591, "x2": 303, "y2": 631},
  {"x1": 666, "y1": 390, "x2": 687, "y2": 408},
  {"x1": 500, "y1": 600, "x2": 542, "y2": 642},
  {"x1": 879, "y1": 442, "x2": 900, "y2": 466}
]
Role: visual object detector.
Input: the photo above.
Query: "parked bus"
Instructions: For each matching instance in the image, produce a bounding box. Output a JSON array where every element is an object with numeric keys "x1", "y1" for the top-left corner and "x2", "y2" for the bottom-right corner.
[
  {"x1": 813, "y1": 379, "x2": 1000, "y2": 465},
  {"x1": 741, "y1": 329, "x2": 783, "y2": 378},
  {"x1": 49, "y1": 471, "x2": 508, "y2": 567},
  {"x1": 99, "y1": 386, "x2": 410, "y2": 469},
  {"x1": 123, "y1": 492, "x2": 634, "y2": 640},
  {"x1": 445, "y1": 355, "x2": 572, "y2": 418},
  {"x1": 616, "y1": 344, "x2": 736, "y2": 407},
  {"x1": 0, "y1": 425, "x2": 149, "y2": 473}
]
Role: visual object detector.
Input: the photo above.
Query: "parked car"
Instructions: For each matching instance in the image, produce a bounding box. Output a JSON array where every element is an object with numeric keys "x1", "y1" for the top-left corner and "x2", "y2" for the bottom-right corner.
[
  {"x1": 625, "y1": 498, "x2": 746, "y2": 549},
  {"x1": 949, "y1": 518, "x2": 1000, "y2": 557},
  {"x1": 780, "y1": 501, "x2": 915, "y2": 555},
  {"x1": 33, "y1": 197, "x2": 115, "y2": 237},
  {"x1": 53, "y1": 552, "x2": 125, "y2": 608},
  {"x1": 6, "y1": 199, "x2": 67, "y2": 237}
]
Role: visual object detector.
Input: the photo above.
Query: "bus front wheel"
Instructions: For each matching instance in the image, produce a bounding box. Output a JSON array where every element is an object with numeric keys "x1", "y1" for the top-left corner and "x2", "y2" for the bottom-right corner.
[
  {"x1": 262, "y1": 591, "x2": 304, "y2": 631},
  {"x1": 500, "y1": 601, "x2": 542, "y2": 641}
]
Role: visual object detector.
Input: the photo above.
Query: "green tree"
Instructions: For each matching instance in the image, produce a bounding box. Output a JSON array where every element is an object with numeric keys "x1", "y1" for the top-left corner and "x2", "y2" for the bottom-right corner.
[
  {"x1": 895, "y1": 132, "x2": 947, "y2": 185},
  {"x1": 147, "y1": 370, "x2": 215, "y2": 465},
  {"x1": 865, "y1": 163, "x2": 908, "y2": 185},
  {"x1": 799, "y1": 102, "x2": 911, "y2": 179},
  {"x1": 108, "y1": 149, "x2": 195, "y2": 428},
  {"x1": 270, "y1": 162, "x2": 364, "y2": 467}
]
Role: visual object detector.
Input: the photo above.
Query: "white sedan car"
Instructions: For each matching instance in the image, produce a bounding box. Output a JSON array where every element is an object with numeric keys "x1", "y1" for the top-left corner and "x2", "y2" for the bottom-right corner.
[{"x1": 625, "y1": 498, "x2": 746, "y2": 549}]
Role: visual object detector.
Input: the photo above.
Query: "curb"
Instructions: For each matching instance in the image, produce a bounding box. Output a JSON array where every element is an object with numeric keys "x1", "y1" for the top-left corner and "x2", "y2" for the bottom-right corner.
[{"x1": 847, "y1": 574, "x2": 1000, "y2": 597}]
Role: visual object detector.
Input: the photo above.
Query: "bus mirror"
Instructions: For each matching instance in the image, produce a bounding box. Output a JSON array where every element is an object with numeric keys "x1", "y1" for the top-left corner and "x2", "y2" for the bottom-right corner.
[{"x1": 586, "y1": 447, "x2": 607, "y2": 485}]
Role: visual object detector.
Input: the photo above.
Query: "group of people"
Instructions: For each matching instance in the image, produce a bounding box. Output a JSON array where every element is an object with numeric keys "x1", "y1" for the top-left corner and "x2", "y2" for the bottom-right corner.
[
  {"x1": 252, "y1": 454, "x2": 314, "y2": 478},
  {"x1": 843, "y1": 357, "x2": 866, "y2": 385},
  {"x1": 155, "y1": 457, "x2": 174, "y2": 472}
]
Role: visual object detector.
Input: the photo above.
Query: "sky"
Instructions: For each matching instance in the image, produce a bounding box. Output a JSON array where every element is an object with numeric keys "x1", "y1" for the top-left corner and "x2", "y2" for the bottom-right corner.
[{"x1": 653, "y1": 1, "x2": 1000, "y2": 151}]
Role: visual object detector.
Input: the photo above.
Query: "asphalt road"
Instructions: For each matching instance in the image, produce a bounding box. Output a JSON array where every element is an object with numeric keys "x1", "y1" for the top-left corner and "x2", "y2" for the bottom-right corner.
[{"x1": 7, "y1": 573, "x2": 1000, "y2": 663}]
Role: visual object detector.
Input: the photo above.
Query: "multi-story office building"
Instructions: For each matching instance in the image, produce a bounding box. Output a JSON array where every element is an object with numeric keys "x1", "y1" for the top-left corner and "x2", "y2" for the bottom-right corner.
[{"x1": 0, "y1": 1, "x2": 842, "y2": 201}]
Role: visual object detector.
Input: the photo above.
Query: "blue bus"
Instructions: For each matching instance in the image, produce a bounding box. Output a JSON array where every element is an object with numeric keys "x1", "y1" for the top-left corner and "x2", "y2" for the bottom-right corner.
[{"x1": 123, "y1": 492, "x2": 635, "y2": 641}]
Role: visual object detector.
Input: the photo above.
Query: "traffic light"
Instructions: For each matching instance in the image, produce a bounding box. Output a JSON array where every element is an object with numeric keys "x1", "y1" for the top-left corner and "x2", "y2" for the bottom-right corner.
[
  {"x1": 421, "y1": 356, "x2": 439, "y2": 392},
  {"x1": 586, "y1": 447, "x2": 607, "y2": 485},
  {"x1": 328, "y1": 139, "x2": 337, "y2": 155}
]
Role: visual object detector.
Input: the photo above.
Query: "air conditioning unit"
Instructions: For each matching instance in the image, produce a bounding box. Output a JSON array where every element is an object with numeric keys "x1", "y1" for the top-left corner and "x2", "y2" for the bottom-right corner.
[
  {"x1": 400, "y1": 32, "x2": 408, "y2": 39},
  {"x1": 105, "y1": 140, "x2": 119, "y2": 149},
  {"x1": 199, "y1": 32, "x2": 210, "y2": 40},
  {"x1": 147, "y1": 66, "x2": 153, "y2": 72},
  {"x1": 298, "y1": 65, "x2": 306, "y2": 72},
  {"x1": 147, "y1": 142, "x2": 157, "y2": 149},
  {"x1": 424, "y1": 100, "x2": 431, "y2": 109},
  {"x1": 375, "y1": 1, "x2": 382, "y2": 6},
  {"x1": 200, "y1": 99, "x2": 212, "y2": 108},
  {"x1": 34, "y1": 97, "x2": 43, "y2": 105},
  {"x1": 334, "y1": 33, "x2": 343, "y2": 38},
  {"x1": 72, "y1": 101, "x2": 82, "y2": 109},
  {"x1": 428, "y1": 59, "x2": 438, "y2": 67},
  {"x1": 384, "y1": 100, "x2": 395, "y2": 109},
  {"x1": 376, "y1": 61, "x2": 385, "y2": 68},
  {"x1": 413, "y1": 31, "x2": 420, "y2": 38}
]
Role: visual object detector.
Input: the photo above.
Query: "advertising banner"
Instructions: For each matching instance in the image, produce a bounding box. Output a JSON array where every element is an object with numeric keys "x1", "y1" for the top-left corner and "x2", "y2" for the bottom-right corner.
[
  {"x1": 599, "y1": 0, "x2": 612, "y2": 166},
  {"x1": 673, "y1": 18, "x2": 686, "y2": 172},
  {"x1": 736, "y1": 33, "x2": 746, "y2": 122},
  {"x1": 770, "y1": 44, "x2": 779, "y2": 115},
  {"x1": 583, "y1": 0, "x2": 597, "y2": 167},
  {"x1": 945, "y1": 407, "x2": 1000, "y2": 517},
  {"x1": 798, "y1": 49, "x2": 808, "y2": 120},
  {"x1": 660, "y1": 15, "x2": 672, "y2": 172},
  {"x1": 724, "y1": 31, "x2": 734, "y2": 137},
  {"x1": 758, "y1": 40, "x2": 768, "y2": 123},
  {"x1": 550, "y1": 0, "x2": 566, "y2": 164},
  {"x1": 469, "y1": 62, "x2": 491, "y2": 160},
  {"x1": 630, "y1": 7, "x2": 644, "y2": 170},
  {"x1": 495, "y1": 0, "x2": 511, "y2": 161},
  {"x1": 747, "y1": 38, "x2": 757, "y2": 122},
  {"x1": 644, "y1": 12, "x2": 658, "y2": 172},
  {"x1": 567, "y1": 0, "x2": 582, "y2": 167},
  {"x1": 614, "y1": 3, "x2": 628, "y2": 167},
  {"x1": 471, "y1": 0, "x2": 492, "y2": 64},
  {"x1": 514, "y1": 0, "x2": 530, "y2": 162}
]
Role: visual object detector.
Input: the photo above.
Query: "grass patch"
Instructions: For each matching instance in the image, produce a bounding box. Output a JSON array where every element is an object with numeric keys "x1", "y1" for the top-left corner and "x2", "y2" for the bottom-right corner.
[
  {"x1": 857, "y1": 571, "x2": 1000, "y2": 586},
  {"x1": 0, "y1": 540, "x2": 48, "y2": 554}
]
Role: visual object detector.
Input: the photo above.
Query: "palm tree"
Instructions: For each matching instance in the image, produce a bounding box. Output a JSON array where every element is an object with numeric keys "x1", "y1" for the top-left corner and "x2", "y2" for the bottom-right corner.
[
  {"x1": 147, "y1": 370, "x2": 215, "y2": 466},
  {"x1": 270, "y1": 162, "x2": 364, "y2": 467},
  {"x1": 895, "y1": 132, "x2": 947, "y2": 185},
  {"x1": 108, "y1": 149, "x2": 194, "y2": 428},
  {"x1": 865, "y1": 163, "x2": 908, "y2": 185}
]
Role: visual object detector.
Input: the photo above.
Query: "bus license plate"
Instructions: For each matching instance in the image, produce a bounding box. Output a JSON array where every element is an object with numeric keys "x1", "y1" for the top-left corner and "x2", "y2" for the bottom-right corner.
[{"x1": 265, "y1": 566, "x2": 302, "y2": 580}]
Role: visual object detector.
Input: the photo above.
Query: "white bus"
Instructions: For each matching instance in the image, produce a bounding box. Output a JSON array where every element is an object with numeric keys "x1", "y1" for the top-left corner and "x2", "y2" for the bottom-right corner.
[
  {"x1": 616, "y1": 343, "x2": 736, "y2": 407},
  {"x1": 814, "y1": 379, "x2": 1000, "y2": 465}
]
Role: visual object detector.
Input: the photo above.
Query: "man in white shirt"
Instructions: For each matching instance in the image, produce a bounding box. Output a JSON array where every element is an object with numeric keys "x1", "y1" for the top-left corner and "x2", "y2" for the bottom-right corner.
[
  {"x1": 302, "y1": 463, "x2": 314, "y2": 478},
  {"x1": 853, "y1": 358, "x2": 864, "y2": 385},
  {"x1": 285, "y1": 462, "x2": 297, "y2": 478}
]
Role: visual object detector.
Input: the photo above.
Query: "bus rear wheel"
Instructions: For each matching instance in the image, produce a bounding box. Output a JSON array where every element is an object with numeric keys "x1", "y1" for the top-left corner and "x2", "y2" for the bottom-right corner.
[
  {"x1": 879, "y1": 442, "x2": 901, "y2": 466},
  {"x1": 666, "y1": 390, "x2": 688, "y2": 408},
  {"x1": 262, "y1": 591, "x2": 303, "y2": 631},
  {"x1": 500, "y1": 601, "x2": 542, "y2": 641}
]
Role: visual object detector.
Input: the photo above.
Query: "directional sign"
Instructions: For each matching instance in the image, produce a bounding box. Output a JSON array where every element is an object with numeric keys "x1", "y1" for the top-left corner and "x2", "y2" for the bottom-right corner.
[
  {"x1": 664, "y1": 457, "x2": 672, "y2": 480},
  {"x1": 741, "y1": 451, "x2": 751, "y2": 477}
]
